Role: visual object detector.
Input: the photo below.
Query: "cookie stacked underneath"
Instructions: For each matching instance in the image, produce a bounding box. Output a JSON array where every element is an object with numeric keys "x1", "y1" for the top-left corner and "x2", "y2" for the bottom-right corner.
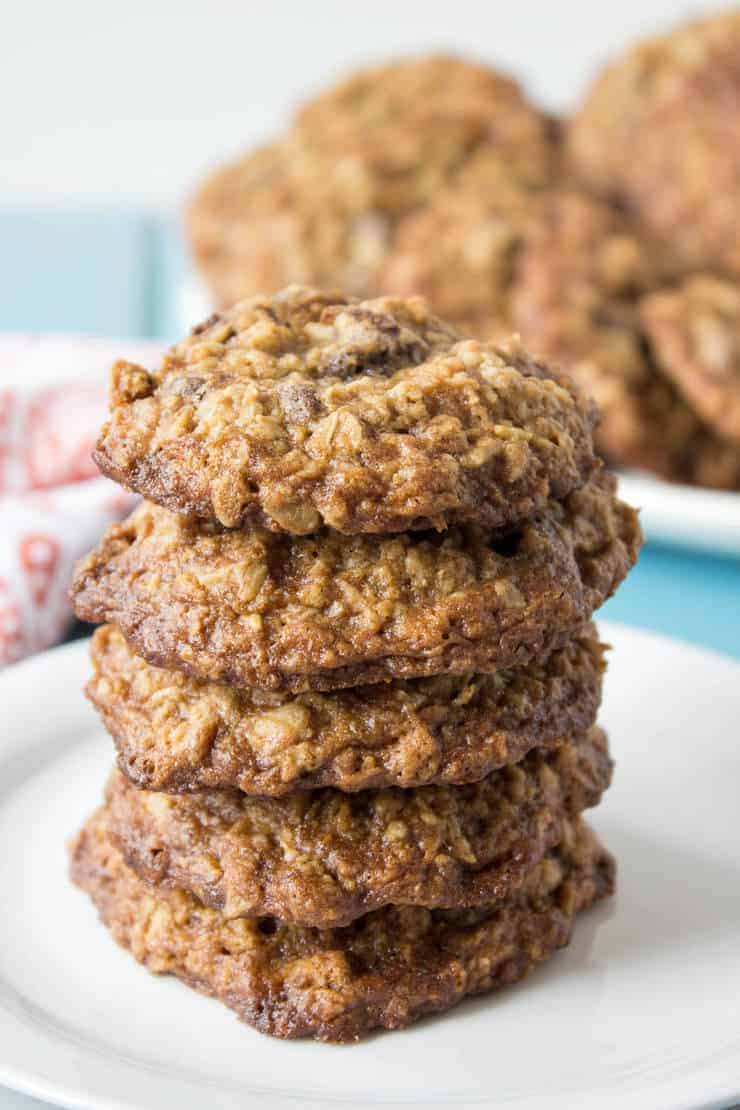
[{"x1": 70, "y1": 286, "x2": 641, "y2": 1042}]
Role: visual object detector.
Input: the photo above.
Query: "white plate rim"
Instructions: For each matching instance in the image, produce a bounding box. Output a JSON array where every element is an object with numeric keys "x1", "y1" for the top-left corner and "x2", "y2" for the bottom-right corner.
[{"x1": 617, "y1": 471, "x2": 740, "y2": 557}]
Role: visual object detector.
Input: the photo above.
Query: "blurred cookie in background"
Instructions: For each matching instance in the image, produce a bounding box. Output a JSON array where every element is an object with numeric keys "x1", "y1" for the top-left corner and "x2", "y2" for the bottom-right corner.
[
  {"x1": 504, "y1": 190, "x2": 654, "y2": 466},
  {"x1": 383, "y1": 182, "x2": 740, "y2": 490},
  {"x1": 291, "y1": 53, "x2": 555, "y2": 201},
  {"x1": 640, "y1": 276, "x2": 740, "y2": 448},
  {"x1": 186, "y1": 30, "x2": 740, "y2": 495},
  {"x1": 187, "y1": 54, "x2": 557, "y2": 306},
  {"x1": 378, "y1": 158, "x2": 542, "y2": 339},
  {"x1": 567, "y1": 10, "x2": 740, "y2": 279},
  {"x1": 509, "y1": 191, "x2": 740, "y2": 490},
  {"x1": 186, "y1": 142, "x2": 377, "y2": 306}
]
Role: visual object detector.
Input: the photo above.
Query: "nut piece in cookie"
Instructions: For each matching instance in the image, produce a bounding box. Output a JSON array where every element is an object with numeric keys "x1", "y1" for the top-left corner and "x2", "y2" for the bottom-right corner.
[
  {"x1": 103, "y1": 727, "x2": 611, "y2": 927},
  {"x1": 568, "y1": 10, "x2": 740, "y2": 277},
  {"x1": 70, "y1": 810, "x2": 614, "y2": 1042},
  {"x1": 71, "y1": 472, "x2": 640, "y2": 693},
  {"x1": 93, "y1": 285, "x2": 598, "y2": 535},
  {"x1": 87, "y1": 624, "x2": 605, "y2": 796}
]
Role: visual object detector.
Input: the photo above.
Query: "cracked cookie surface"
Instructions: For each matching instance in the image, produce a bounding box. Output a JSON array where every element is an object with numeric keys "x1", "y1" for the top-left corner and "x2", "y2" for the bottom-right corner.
[
  {"x1": 71, "y1": 472, "x2": 640, "y2": 693},
  {"x1": 104, "y1": 727, "x2": 611, "y2": 927},
  {"x1": 87, "y1": 624, "x2": 604, "y2": 796},
  {"x1": 70, "y1": 810, "x2": 613, "y2": 1042},
  {"x1": 93, "y1": 286, "x2": 597, "y2": 535}
]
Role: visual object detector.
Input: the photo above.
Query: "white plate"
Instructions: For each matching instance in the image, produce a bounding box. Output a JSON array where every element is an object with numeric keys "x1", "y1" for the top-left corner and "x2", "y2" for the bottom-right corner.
[
  {"x1": 618, "y1": 471, "x2": 740, "y2": 557},
  {"x1": 0, "y1": 625, "x2": 739, "y2": 1110}
]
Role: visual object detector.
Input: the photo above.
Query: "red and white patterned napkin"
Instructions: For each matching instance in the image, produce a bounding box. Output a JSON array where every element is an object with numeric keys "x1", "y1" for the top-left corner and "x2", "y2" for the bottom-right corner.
[{"x1": 0, "y1": 334, "x2": 165, "y2": 665}]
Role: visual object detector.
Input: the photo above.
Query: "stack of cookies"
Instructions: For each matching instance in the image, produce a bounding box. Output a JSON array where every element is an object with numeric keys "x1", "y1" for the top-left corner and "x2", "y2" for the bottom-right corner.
[{"x1": 69, "y1": 286, "x2": 641, "y2": 1042}]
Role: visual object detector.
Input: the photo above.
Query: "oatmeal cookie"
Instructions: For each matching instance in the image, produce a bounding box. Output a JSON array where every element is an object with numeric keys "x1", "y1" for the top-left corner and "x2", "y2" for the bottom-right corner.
[
  {"x1": 88, "y1": 624, "x2": 605, "y2": 796},
  {"x1": 640, "y1": 276, "x2": 740, "y2": 446},
  {"x1": 70, "y1": 809, "x2": 613, "y2": 1042},
  {"x1": 104, "y1": 727, "x2": 610, "y2": 928},
  {"x1": 510, "y1": 191, "x2": 740, "y2": 488},
  {"x1": 71, "y1": 473, "x2": 640, "y2": 693},
  {"x1": 93, "y1": 287, "x2": 598, "y2": 535},
  {"x1": 568, "y1": 11, "x2": 740, "y2": 276}
]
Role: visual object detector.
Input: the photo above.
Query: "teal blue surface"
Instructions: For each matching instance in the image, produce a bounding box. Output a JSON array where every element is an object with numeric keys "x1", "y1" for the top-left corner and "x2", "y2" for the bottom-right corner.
[
  {"x1": 602, "y1": 544, "x2": 739, "y2": 658},
  {"x1": 0, "y1": 210, "x2": 160, "y2": 337},
  {"x1": 1, "y1": 210, "x2": 738, "y2": 660}
]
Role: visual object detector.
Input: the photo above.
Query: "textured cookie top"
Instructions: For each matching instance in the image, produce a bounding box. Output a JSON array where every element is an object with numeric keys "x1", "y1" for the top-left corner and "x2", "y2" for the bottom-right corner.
[
  {"x1": 88, "y1": 624, "x2": 605, "y2": 796},
  {"x1": 71, "y1": 809, "x2": 612, "y2": 1042},
  {"x1": 93, "y1": 286, "x2": 598, "y2": 534},
  {"x1": 71, "y1": 472, "x2": 640, "y2": 693},
  {"x1": 568, "y1": 10, "x2": 740, "y2": 276},
  {"x1": 641, "y1": 276, "x2": 740, "y2": 446},
  {"x1": 104, "y1": 728, "x2": 610, "y2": 928},
  {"x1": 510, "y1": 192, "x2": 740, "y2": 489}
]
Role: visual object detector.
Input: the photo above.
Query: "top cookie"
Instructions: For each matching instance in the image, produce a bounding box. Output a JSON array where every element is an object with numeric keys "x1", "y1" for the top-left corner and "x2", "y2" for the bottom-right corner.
[
  {"x1": 568, "y1": 10, "x2": 740, "y2": 277},
  {"x1": 93, "y1": 286, "x2": 598, "y2": 535}
]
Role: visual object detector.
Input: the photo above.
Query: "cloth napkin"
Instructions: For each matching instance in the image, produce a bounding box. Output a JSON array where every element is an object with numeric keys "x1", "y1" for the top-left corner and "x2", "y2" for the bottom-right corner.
[{"x1": 0, "y1": 334, "x2": 164, "y2": 666}]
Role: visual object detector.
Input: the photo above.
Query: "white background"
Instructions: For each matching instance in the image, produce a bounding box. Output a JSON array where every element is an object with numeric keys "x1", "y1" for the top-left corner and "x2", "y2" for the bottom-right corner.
[{"x1": 0, "y1": 0, "x2": 725, "y2": 209}]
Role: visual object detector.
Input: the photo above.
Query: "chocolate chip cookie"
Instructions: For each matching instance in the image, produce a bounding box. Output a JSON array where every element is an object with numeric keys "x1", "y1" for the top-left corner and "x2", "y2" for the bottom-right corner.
[
  {"x1": 93, "y1": 287, "x2": 598, "y2": 535},
  {"x1": 293, "y1": 54, "x2": 555, "y2": 201},
  {"x1": 187, "y1": 55, "x2": 555, "y2": 305},
  {"x1": 511, "y1": 191, "x2": 740, "y2": 488},
  {"x1": 379, "y1": 164, "x2": 540, "y2": 338},
  {"x1": 186, "y1": 142, "x2": 374, "y2": 308}
]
